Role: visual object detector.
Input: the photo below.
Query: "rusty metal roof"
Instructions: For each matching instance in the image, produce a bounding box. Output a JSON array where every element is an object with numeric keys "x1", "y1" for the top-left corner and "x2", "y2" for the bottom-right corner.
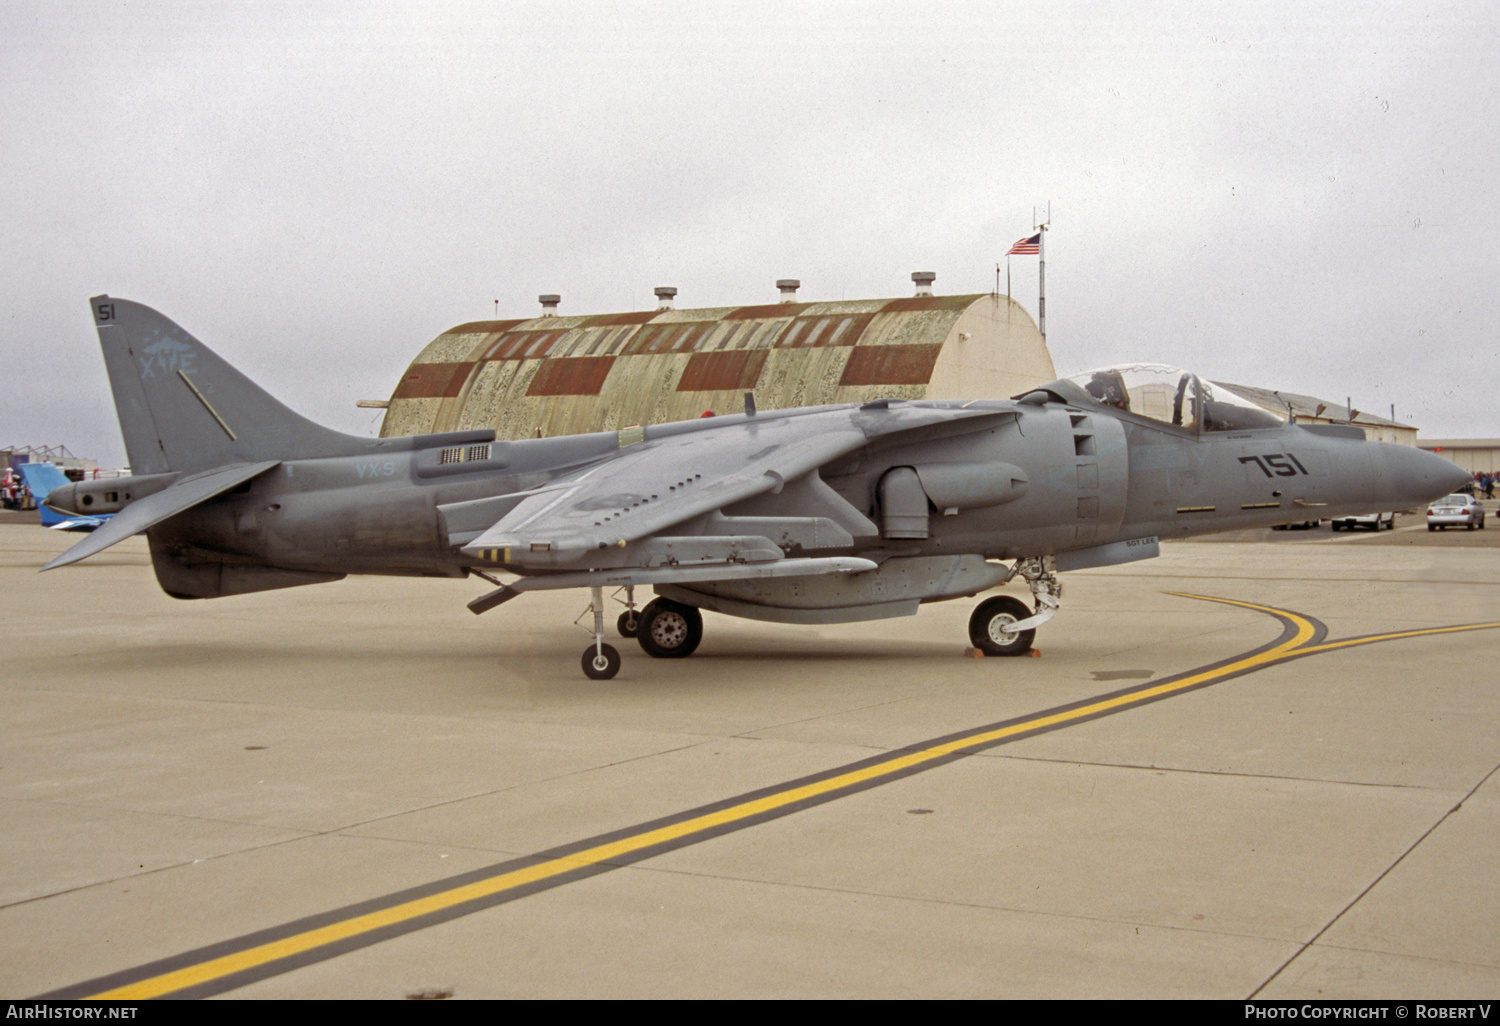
[{"x1": 380, "y1": 292, "x2": 1055, "y2": 440}]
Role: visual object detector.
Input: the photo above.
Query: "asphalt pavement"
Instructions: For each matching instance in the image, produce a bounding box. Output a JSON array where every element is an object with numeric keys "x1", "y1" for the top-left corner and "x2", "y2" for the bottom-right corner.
[{"x1": 3, "y1": 522, "x2": 1498, "y2": 999}]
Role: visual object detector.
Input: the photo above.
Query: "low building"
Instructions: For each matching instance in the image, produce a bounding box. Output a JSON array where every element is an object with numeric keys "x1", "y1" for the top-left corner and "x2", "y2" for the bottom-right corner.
[
  {"x1": 1417, "y1": 440, "x2": 1500, "y2": 475},
  {"x1": 1214, "y1": 384, "x2": 1417, "y2": 445},
  {"x1": 2, "y1": 445, "x2": 99, "y2": 476},
  {"x1": 378, "y1": 278, "x2": 1057, "y2": 441},
  {"x1": 374, "y1": 279, "x2": 1429, "y2": 455}
]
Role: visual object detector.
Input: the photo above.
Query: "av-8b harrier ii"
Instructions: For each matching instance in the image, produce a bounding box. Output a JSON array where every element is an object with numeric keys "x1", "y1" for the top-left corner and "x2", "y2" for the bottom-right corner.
[{"x1": 43, "y1": 297, "x2": 1468, "y2": 679}]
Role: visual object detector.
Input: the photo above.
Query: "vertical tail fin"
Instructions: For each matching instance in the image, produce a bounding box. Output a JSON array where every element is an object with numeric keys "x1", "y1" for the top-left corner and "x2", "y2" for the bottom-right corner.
[
  {"x1": 90, "y1": 296, "x2": 372, "y2": 473},
  {"x1": 14, "y1": 462, "x2": 86, "y2": 528}
]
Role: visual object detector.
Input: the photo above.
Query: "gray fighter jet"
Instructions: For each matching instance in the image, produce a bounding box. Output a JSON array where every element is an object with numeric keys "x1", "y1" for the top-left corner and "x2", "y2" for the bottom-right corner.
[{"x1": 44, "y1": 297, "x2": 1469, "y2": 679}]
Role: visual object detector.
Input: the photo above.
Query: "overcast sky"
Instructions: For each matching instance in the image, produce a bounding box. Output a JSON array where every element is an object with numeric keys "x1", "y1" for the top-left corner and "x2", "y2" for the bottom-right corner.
[{"x1": 4, "y1": 0, "x2": 1497, "y2": 468}]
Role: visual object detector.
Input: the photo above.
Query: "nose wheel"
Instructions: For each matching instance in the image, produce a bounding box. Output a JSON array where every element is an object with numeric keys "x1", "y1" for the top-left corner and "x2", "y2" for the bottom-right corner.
[
  {"x1": 969, "y1": 595, "x2": 1036, "y2": 656},
  {"x1": 968, "y1": 555, "x2": 1062, "y2": 657}
]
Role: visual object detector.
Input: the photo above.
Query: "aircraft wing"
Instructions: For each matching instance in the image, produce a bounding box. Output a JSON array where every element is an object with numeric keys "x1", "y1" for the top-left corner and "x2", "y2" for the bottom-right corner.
[{"x1": 462, "y1": 403, "x2": 1013, "y2": 571}]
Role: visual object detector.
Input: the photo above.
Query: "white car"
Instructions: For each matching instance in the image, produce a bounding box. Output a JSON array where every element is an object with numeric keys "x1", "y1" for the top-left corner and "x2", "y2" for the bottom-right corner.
[
  {"x1": 1426, "y1": 494, "x2": 1486, "y2": 531},
  {"x1": 1331, "y1": 511, "x2": 1395, "y2": 531}
]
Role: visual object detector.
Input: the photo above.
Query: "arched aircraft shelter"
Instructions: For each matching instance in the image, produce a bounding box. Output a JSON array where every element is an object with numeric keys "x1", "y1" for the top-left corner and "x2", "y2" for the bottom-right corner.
[{"x1": 379, "y1": 289, "x2": 1056, "y2": 441}]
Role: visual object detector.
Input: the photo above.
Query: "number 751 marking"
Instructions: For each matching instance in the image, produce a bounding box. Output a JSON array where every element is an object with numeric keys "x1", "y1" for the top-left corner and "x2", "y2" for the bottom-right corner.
[{"x1": 1239, "y1": 453, "x2": 1309, "y2": 477}]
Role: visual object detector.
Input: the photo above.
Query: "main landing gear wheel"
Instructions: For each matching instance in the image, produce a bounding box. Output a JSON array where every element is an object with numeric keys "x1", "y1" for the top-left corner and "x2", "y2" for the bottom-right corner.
[
  {"x1": 969, "y1": 595, "x2": 1036, "y2": 657},
  {"x1": 637, "y1": 599, "x2": 703, "y2": 659},
  {"x1": 582, "y1": 643, "x2": 621, "y2": 680},
  {"x1": 617, "y1": 610, "x2": 640, "y2": 638}
]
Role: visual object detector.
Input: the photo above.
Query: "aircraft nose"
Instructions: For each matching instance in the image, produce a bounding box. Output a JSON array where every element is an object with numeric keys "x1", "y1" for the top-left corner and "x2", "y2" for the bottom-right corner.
[
  {"x1": 1383, "y1": 444, "x2": 1471, "y2": 506},
  {"x1": 1433, "y1": 455, "x2": 1474, "y2": 496}
]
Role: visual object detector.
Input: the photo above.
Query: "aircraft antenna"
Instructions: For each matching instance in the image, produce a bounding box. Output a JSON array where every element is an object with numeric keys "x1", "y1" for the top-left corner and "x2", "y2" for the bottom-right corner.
[{"x1": 1273, "y1": 390, "x2": 1295, "y2": 423}]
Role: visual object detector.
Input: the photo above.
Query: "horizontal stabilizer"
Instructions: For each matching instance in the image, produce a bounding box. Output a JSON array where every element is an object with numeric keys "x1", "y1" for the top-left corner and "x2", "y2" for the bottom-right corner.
[
  {"x1": 46, "y1": 516, "x2": 110, "y2": 531},
  {"x1": 42, "y1": 460, "x2": 280, "y2": 571}
]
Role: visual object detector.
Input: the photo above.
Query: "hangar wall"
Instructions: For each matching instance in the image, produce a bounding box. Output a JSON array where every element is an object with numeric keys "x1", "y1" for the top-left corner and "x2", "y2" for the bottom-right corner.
[
  {"x1": 378, "y1": 291, "x2": 1056, "y2": 441},
  {"x1": 1418, "y1": 440, "x2": 1500, "y2": 474}
]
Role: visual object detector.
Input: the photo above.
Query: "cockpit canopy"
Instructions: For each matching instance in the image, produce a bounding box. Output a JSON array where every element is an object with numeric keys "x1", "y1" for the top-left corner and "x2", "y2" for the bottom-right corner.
[{"x1": 1047, "y1": 364, "x2": 1286, "y2": 432}]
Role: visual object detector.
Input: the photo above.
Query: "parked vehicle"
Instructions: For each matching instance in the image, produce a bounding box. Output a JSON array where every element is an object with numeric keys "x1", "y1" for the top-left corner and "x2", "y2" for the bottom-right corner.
[
  {"x1": 1331, "y1": 511, "x2": 1395, "y2": 531},
  {"x1": 1272, "y1": 519, "x2": 1321, "y2": 530},
  {"x1": 1426, "y1": 494, "x2": 1485, "y2": 531}
]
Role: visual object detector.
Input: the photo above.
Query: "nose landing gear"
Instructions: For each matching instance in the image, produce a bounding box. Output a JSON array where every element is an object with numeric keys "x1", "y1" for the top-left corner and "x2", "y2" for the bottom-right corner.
[
  {"x1": 968, "y1": 555, "x2": 1063, "y2": 657},
  {"x1": 969, "y1": 595, "x2": 1036, "y2": 656}
]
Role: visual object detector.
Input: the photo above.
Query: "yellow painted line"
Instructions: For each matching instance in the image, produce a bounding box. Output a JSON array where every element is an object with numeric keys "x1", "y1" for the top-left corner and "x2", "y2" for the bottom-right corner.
[
  {"x1": 1299, "y1": 621, "x2": 1500, "y2": 656},
  {"x1": 79, "y1": 594, "x2": 1500, "y2": 1000},
  {"x1": 88, "y1": 594, "x2": 1316, "y2": 1000},
  {"x1": 1175, "y1": 592, "x2": 1500, "y2": 660}
]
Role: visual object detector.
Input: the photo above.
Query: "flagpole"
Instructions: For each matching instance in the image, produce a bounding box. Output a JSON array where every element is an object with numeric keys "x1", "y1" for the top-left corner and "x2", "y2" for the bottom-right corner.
[
  {"x1": 1004, "y1": 228, "x2": 1043, "y2": 332},
  {"x1": 1038, "y1": 222, "x2": 1046, "y2": 341}
]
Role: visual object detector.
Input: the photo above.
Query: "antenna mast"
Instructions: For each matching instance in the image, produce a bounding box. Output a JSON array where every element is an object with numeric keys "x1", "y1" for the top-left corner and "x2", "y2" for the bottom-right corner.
[{"x1": 1035, "y1": 204, "x2": 1051, "y2": 341}]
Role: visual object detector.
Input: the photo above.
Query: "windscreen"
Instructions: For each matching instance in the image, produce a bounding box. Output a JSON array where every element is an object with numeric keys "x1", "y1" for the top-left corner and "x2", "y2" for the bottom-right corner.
[{"x1": 1066, "y1": 364, "x2": 1285, "y2": 431}]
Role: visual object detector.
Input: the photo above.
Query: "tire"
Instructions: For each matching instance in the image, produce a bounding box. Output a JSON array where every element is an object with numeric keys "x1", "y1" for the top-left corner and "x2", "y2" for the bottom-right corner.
[
  {"x1": 617, "y1": 610, "x2": 640, "y2": 638},
  {"x1": 968, "y1": 595, "x2": 1036, "y2": 657},
  {"x1": 637, "y1": 599, "x2": 703, "y2": 659},
  {"x1": 582, "y1": 643, "x2": 621, "y2": 680}
]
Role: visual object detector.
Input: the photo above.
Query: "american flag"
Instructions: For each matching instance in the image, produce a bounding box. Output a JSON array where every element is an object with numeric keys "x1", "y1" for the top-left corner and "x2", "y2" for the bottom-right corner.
[{"x1": 1007, "y1": 233, "x2": 1041, "y2": 255}]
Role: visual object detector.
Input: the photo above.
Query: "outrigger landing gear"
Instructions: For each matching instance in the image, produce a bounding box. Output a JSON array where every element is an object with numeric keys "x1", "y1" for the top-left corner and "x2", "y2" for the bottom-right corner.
[
  {"x1": 581, "y1": 585, "x2": 622, "y2": 680},
  {"x1": 969, "y1": 555, "x2": 1063, "y2": 657},
  {"x1": 616, "y1": 585, "x2": 641, "y2": 638}
]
